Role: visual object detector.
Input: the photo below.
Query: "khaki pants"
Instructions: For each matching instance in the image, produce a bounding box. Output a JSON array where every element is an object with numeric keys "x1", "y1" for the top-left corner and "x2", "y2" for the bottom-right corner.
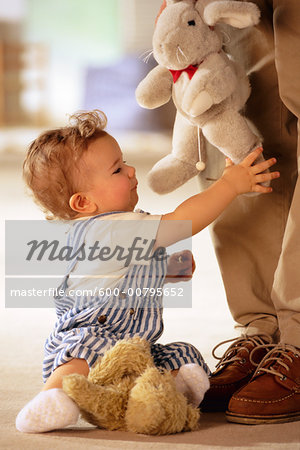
[{"x1": 198, "y1": 0, "x2": 300, "y2": 346}]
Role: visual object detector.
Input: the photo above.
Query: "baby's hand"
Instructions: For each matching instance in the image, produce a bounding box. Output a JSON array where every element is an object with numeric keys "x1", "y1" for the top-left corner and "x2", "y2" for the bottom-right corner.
[
  {"x1": 166, "y1": 250, "x2": 195, "y2": 283},
  {"x1": 222, "y1": 147, "x2": 280, "y2": 195}
]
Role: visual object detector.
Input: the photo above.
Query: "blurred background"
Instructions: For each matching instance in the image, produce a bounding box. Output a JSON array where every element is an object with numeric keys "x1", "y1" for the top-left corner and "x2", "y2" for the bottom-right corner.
[
  {"x1": 0, "y1": 0, "x2": 175, "y2": 132},
  {"x1": 1, "y1": 0, "x2": 235, "y2": 373}
]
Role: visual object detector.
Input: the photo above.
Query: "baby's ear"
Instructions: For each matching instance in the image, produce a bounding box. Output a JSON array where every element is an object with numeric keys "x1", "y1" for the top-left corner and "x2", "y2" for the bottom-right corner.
[
  {"x1": 204, "y1": 1, "x2": 260, "y2": 29},
  {"x1": 69, "y1": 193, "x2": 97, "y2": 214}
]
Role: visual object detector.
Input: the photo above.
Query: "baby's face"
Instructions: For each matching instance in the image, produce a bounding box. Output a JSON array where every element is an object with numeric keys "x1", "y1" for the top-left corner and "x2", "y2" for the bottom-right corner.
[{"x1": 79, "y1": 134, "x2": 138, "y2": 214}]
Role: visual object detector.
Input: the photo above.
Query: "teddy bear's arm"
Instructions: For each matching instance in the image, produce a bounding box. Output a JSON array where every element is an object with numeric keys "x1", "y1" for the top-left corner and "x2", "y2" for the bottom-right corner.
[
  {"x1": 182, "y1": 52, "x2": 238, "y2": 117},
  {"x1": 136, "y1": 64, "x2": 173, "y2": 109}
]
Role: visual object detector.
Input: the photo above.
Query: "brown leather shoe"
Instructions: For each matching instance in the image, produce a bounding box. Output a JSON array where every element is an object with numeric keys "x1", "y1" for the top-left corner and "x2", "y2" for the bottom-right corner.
[
  {"x1": 226, "y1": 344, "x2": 300, "y2": 424},
  {"x1": 200, "y1": 335, "x2": 272, "y2": 412}
]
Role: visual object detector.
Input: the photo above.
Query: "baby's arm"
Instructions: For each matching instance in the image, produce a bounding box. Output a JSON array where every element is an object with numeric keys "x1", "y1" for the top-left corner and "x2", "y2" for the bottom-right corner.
[{"x1": 155, "y1": 148, "x2": 279, "y2": 249}]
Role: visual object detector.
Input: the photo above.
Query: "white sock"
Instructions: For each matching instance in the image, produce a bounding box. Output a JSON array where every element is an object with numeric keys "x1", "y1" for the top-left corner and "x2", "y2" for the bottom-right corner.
[
  {"x1": 16, "y1": 388, "x2": 80, "y2": 433},
  {"x1": 175, "y1": 364, "x2": 210, "y2": 407}
]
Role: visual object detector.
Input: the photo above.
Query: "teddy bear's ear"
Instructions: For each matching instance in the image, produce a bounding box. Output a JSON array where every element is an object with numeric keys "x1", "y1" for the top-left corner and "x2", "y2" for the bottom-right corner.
[{"x1": 203, "y1": 1, "x2": 260, "y2": 29}]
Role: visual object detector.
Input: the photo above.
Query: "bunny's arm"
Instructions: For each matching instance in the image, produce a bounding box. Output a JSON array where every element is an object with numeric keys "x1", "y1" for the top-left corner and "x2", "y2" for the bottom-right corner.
[
  {"x1": 182, "y1": 52, "x2": 238, "y2": 117},
  {"x1": 136, "y1": 64, "x2": 173, "y2": 109}
]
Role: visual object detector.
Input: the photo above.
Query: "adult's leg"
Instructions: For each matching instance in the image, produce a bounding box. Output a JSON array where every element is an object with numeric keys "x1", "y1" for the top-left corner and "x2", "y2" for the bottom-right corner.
[
  {"x1": 198, "y1": 0, "x2": 298, "y2": 339},
  {"x1": 226, "y1": 0, "x2": 300, "y2": 424},
  {"x1": 200, "y1": 0, "x2": 298, "y2": 412},
  {"x1": 270, "y1": 0, "x2": 300, "y2": 347}
]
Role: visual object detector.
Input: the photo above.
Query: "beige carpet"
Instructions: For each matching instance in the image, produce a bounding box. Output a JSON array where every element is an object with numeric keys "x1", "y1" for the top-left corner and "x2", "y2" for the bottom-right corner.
[
  {"x1": 2, "y1": 372, "x2": 300, "y2": 450},
  {"x1": 1, "y1": 310, "x2": 300, "y2": 450}
]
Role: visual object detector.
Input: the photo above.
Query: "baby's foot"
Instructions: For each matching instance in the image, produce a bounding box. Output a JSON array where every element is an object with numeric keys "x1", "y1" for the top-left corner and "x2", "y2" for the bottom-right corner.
[
  {"x1": 16, "y1": 388, "x2": 79, "y2": 433},
  {"x1": 175, "y1": 364, "x2": 210, "y2": 407}
]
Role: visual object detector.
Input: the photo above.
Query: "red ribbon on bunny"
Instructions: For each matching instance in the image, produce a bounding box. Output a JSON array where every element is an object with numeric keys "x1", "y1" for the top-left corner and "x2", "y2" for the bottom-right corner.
[{"x1": 169, "y1": 64, "x2": 199, "y2": 83}]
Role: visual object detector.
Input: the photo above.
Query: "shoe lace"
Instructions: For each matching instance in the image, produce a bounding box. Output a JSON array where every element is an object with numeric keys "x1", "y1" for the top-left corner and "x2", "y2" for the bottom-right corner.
[
  {"x1": 251, "y1": 344, "x2": 300, "y2": 380},
  {"x1": 212, "y1": 334, "x2": 272, "y2": 370}
]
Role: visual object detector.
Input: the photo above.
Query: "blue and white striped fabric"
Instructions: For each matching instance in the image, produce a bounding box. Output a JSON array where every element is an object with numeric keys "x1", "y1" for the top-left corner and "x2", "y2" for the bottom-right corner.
[{"x1": 43, "y1": 212, "x2": 210, "y2": 382}]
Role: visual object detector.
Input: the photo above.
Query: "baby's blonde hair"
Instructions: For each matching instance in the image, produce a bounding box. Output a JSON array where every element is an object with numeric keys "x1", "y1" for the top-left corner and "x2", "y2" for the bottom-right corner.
[{"x1": 23, "y1": 110, "x2": 108, "y2": 220}]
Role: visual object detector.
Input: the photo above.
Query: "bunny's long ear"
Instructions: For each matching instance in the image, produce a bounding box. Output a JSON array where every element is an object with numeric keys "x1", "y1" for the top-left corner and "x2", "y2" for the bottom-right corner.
[{"x1": 203, "y1": 1, "x2": 260, "y2": 29}]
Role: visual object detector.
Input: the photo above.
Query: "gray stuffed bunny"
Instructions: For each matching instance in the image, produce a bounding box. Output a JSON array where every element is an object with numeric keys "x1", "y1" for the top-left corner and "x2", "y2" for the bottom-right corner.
[{"x1": 136, "y1": 0, "x2": 263, "y2": 194}]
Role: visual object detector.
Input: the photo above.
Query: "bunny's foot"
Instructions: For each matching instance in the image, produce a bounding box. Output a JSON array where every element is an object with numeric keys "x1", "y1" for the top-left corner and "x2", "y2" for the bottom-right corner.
[{"x1": 148, "y1": 155, "x2": 199, "y2": 194}]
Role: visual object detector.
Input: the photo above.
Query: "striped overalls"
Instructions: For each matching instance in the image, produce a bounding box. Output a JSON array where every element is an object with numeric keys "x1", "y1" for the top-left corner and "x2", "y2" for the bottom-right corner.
[{"x1": 43, "y1": 212, "x2": 210, "y2": 382}]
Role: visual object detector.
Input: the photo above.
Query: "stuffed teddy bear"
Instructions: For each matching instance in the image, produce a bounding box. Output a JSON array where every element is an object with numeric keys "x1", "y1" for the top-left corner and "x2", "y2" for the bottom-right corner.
[
  {"x1": 62, "y1": 337, "x2": 201, "y2": 435},
  {"x1": 136, "y1": 0, "x2": 263, "y2": 194}
]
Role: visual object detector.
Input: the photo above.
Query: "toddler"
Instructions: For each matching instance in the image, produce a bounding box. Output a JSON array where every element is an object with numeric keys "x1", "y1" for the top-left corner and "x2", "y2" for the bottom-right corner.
[{"x1": 16, "y1": 110, "x2": 279, "y2": 433}]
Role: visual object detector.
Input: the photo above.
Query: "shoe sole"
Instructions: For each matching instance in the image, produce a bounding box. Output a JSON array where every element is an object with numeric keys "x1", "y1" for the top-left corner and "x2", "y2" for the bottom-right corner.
[{"x1": 226, "y1": 410, "x2": 300, "y2": 425}]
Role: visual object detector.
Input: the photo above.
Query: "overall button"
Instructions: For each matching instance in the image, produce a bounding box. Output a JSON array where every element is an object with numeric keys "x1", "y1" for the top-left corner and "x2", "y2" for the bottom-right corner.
[
  {"x1": 129, "y1": 308, "x2": 135, "y2": 316},
  {"x1": 119, "y1": 292, "x2": 127, "y2": 299},
  {"x1": 98, "y1": 315, "x2": 107, "y2": 324}
]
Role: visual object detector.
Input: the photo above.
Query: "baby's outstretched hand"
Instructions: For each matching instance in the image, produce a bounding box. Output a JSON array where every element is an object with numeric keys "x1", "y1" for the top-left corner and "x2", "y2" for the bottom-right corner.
[
  {"x1": 222, "y1": 147, "x2": 280, "y2": 195},
  {"x1": 166, "y1": 250, "x2": 195, "y2": 283}
]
